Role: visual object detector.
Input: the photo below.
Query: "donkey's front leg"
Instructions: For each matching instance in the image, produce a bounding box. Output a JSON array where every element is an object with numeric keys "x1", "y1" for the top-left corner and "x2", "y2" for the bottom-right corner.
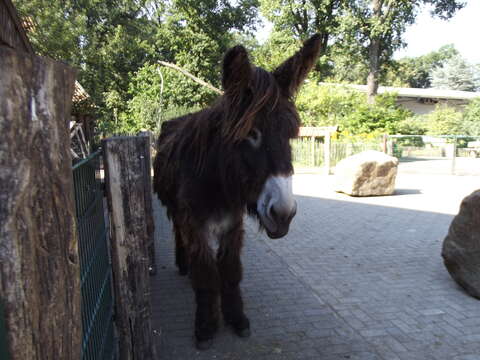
[
  {"x1": 173, "y1": 221, "x2": 189, "y2": 276},
  {"x1": 190, "y1": 246, "x2": 220, "y2": 350},
  {"x1": 217, "y1": 223, "x2": 250, "y2": 338}
]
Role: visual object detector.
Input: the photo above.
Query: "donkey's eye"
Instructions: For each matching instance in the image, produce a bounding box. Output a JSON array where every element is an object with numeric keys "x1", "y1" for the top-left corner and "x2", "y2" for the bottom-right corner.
[{"x1": 246, "y1": 127, "x2": 262, "y2": 149}]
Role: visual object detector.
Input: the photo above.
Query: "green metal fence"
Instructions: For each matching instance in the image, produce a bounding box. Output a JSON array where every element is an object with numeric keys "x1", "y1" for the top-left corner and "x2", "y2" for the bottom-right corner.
[
  {"x1": 0, "y1": 301, "x2": 9, "y2": 360},
  {"x1": 73, "y1": 151, "x2": 116, "y2": 360},
  {"x1": 291, "y1": 138, "x2": 382, "y2": 168}
]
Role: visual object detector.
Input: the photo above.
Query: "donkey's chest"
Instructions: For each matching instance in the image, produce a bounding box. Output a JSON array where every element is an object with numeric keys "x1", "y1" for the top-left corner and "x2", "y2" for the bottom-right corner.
[{"x1": 204, "y1": 215, "x2": 234, "y2": 251}]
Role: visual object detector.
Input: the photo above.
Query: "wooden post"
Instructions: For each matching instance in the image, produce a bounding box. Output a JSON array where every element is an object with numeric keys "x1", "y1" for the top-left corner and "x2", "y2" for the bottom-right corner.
[
  {"x1": 103, "y1": 136, "x2": 157, "y2": 360},
  {"x1": 0, "y1": 46, "x2": 81, "y2": 359},
  {"x1": 310, "y1": 136, "x2": 315, "y2": 166},
  {"x1": 324, "y1": 132, "x2": 332, "y2": 175},
  {"x1": 382, "y1": 134, "x2": 388, "y2": 153},
  {"x1": 138, "y1": 132, "x2": 157, "y2": 275}
]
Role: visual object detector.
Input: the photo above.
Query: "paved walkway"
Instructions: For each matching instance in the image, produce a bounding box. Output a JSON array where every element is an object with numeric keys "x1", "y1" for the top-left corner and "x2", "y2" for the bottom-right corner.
[{"x1": 150, "y1": 173, "x2": 480, "y2": 360}]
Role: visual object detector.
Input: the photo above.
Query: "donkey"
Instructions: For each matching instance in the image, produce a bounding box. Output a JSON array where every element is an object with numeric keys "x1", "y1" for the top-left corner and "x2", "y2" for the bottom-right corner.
[{"x1": 153, "y1": 34, "x2": 321, "y2": 349}]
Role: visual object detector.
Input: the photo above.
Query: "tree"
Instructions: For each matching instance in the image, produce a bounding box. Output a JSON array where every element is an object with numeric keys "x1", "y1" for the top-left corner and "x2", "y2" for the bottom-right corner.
[
  {"x1": 258, "y1": 0, "x2": 345, "y2": 77},
  {"x1": 343, "y1": 0, "x2": 465, "y2": 103},
  {"x1": 430, "y1": 55, "x2": 480, "y2": 91},
  {"x1": 462, "y1": 98, "x2": 480, "y2": 136},
  {"x1": 15, "y1": 0, "x2": 157, "y2": 124},
  {"x1": 14, "y1": 0, "x2": 260, "y2": 134},
  {"x1": 384, "y1": 44, "x2": 459, "y2": 88}
]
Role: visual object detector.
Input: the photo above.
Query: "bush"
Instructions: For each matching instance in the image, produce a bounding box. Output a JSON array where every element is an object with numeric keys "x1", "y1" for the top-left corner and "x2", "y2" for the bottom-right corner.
[
  {"x1": 296, "y1": 83, "x2": 412, "y2": 134},
  {"x1": 122, "y1": 63, "x2": 217, "y2": 132},
  {"x1": 425, "y1": 105, "x2": 464, "y2": 135},
  {"x1": 395, "y1": 116, "x2": 427, "y2": 135},
  {"x1": 462, "y1": 98, "x2": 480, "y2": 136}
]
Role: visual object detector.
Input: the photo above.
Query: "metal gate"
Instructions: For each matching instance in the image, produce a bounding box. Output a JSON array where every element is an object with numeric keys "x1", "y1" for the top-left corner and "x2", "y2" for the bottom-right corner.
[
  {"x1": 387, "y1": 135, "x2": 480, "y2": 176},
  {"x1": 73, "y1": 151, "x2": 116, "y2": 360}
]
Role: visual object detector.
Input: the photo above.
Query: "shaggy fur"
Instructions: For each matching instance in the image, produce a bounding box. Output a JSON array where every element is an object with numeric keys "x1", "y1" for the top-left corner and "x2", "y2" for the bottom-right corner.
[{"x1": 153, "y1": 34, "x2": 322, "y2": 349}]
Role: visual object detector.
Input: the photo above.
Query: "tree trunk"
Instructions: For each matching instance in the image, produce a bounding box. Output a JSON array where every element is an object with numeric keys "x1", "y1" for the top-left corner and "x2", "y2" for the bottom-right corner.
[
  {"x1": 0, "y1": 46, "x2": 81, "y2": 359},
  {"x1": 103, "y1": 136, "x2": 157, "y2": 360},
  {"x1": 367, "y1": 0, "x2": 382, "y2": 104}
]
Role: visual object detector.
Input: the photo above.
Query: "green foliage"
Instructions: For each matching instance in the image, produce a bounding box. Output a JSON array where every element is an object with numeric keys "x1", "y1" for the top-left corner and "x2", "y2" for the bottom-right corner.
[
  {"x1": 425, "y1": 105, "x2": 464, "y2": 135},
  {"x1": 385, "y1": 45, "x2": 459, "y2": 88},
  {"x1": 14, "y1": 0, "x2": 258, "y2": 135},
  {"x1": 296, "y1": 83, "x2": 412, "y2": 134},
  {"x1": 296, "y1": 83, "x2": 362, "y2": 127},
  {"x1": 430, "y1": 55, "x2": 480, "y2": 91},
  {"x1": 252, "y1": 30, "x2": 300, "y2": 71},
  {"x1": 462, "y1": 98, "x2": 480, "y2": 136},
  {"x1": 122, "y1": 63, "x2": 209, "y2": 133},
  {"x1": 395, "y1": 117, "x2": 427, "y2": 135},
  {"x1": 344, "y1": 93, "x2": 412, "y2": 134}
]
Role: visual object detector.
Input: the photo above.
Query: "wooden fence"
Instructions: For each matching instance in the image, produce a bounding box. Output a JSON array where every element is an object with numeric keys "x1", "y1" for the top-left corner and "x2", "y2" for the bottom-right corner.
[
  {"x1": 0, "y1": 45, "x2": 158, "y2": 359},
  {"x1": 0, "y1": 46, "x2": 81, "y2": 359},
  {"x1": 103, "y1": 136, "x2": 157, "y2": 360}
]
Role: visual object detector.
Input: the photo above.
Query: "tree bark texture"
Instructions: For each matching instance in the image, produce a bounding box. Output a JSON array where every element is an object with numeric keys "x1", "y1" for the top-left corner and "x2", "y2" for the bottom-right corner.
[
  {"x1": 103, "y1": 136, "x2": 157, "y2": 360},
  {"x1": 367, "y1": 0, "x2": 382, "y2": 104},
  {"x1": 138, "y1": 132, "x2": 157, "y2": 275},
  {"x1": 0, "y1": 46, "x2": 81, "y2": 360}
]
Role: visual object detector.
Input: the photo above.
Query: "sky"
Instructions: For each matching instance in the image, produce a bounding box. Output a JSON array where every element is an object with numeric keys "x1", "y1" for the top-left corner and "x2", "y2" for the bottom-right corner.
[
  {"x1": 256, "y1": 0, "x2": 480, "y2": 65},
  {"x1": 394, "y1": 0, "x2": 480, "y2": 64}
]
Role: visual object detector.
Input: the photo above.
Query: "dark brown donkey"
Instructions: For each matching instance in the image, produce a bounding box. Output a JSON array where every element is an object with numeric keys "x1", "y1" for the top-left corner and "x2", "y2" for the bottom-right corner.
[{"x1": 153, "y1": 34, "x2": 321, "y2": 349}]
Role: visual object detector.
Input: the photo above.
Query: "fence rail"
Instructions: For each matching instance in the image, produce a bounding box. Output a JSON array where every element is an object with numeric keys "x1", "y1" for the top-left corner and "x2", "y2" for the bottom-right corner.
[
  {"x1": 73, "y1": 150, "x2": 116, "y2": 360},
  {"x1": 291, "y1": 138, "x2": 382, "y2": 169},
  {"x1": 291, "y1": 134, "x2": 480, "y2": 175}
]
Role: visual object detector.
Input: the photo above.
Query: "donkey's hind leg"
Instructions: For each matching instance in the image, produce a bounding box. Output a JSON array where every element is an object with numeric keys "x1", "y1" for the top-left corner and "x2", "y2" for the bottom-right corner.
[
  {"x1": 173, "y1": 221, "x2": 189, "y2": 275},
  {"x1": 217, "y1": 222, "x2": 250, "y2": 338}
]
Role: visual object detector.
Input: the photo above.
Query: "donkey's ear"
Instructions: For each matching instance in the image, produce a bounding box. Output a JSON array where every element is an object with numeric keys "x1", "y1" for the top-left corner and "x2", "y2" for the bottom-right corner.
[
  {"x1": 222, "y1": 45, "x2": 252, "y2": 95},
  {"x1": 273, "y1": 34, "x2": 322, "y2": 97}
]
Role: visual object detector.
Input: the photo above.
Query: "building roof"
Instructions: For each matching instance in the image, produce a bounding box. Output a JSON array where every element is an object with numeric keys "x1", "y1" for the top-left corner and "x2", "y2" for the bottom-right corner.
[
  {"x1": 72, "y1": 82, "x2": 90, "y2": 103},
  {"x1": 321, "y1": 83, "x2": 480, "y2": 101}
]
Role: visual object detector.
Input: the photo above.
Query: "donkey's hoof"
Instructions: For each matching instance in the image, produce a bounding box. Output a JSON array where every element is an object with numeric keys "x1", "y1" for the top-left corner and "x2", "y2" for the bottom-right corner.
[
  {"x1": 235, "y1": 327, "x2": 251, "y2": 338},
  {"x1": 195, "y1": 338, "x2": 213, "y2": 350}
]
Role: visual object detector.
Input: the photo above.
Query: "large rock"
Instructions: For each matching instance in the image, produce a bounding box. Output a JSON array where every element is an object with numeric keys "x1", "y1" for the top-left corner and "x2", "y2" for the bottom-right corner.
[
  {"x1": 442, "y1": 190, "x2": 480, "y2": 299},
  {"x1": 334, "y1": 150, "x2": 398, "y2": 196}
]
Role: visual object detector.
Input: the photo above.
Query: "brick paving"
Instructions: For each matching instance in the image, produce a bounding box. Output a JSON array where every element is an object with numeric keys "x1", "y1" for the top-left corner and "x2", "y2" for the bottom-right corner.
[{"x1": 150, "y1": 173, "x2": 480, "y2": 360}]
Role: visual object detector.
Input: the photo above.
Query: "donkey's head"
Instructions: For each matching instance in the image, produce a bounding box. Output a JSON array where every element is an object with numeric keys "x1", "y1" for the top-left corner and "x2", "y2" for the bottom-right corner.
[{"x1": 220, "y1": 34, "x2": 321, "y2": 239}]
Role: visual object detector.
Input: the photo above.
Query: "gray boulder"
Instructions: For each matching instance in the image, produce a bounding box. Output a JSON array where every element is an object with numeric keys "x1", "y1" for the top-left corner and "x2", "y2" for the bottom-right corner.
[
  {"x1": 334, "y1": 150, "x2": 398, "y2": 196},
  {"x1": 442, "y1": 190, "x2": 480, "y2": 299}
]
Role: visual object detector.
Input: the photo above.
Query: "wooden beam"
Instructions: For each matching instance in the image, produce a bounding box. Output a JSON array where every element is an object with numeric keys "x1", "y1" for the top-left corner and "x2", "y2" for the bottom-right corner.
[
  {"x1": 103, "y1": 136, "x2": 157, "y2": 360},
  {"x1": 158, "y1": 60, "x2": 223, "y2": 95},
  {"x1": 0, "y1": 46, "x2": 80, "y2": 359}
]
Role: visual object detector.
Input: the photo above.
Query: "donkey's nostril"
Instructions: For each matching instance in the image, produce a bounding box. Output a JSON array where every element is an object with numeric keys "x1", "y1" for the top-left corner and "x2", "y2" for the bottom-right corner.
[{"x1": 268, "y1": 204, "x2": 277, "y2": 221}]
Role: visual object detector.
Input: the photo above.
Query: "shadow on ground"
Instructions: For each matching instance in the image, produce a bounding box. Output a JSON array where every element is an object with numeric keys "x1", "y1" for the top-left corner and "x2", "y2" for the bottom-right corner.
[{"x1": 150, "y1": 192, "x2": 480, "y2": 360}]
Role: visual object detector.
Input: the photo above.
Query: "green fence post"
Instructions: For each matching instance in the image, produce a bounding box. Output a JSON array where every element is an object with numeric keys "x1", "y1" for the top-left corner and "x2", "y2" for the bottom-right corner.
[{"x1": 0, "y1": 301, "x2": 10, "y2": 360}]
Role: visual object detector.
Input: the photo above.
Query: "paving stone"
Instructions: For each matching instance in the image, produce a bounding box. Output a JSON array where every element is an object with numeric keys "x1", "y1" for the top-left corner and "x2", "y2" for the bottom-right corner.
[{"x1": 151, "y1": 173, "x2": 480, "y2": 360}]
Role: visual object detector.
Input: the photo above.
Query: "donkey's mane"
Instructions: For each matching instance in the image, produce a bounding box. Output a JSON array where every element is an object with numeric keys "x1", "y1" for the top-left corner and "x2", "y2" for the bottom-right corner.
[
  {"x1": 156, "y1": 66, "x2": 289, "y2": 172},
  {"x1": 221, "y1": 67, "x2": 281, "y2": 143}
]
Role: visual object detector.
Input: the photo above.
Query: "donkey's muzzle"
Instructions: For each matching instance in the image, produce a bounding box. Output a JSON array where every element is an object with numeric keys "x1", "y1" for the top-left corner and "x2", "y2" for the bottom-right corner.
[
  {"x1": 257, "y1": 175, "x2": 296, "y2": 239},
  {"x1": 265, "y1": 200, "x2": 297, "y2": 239}
]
